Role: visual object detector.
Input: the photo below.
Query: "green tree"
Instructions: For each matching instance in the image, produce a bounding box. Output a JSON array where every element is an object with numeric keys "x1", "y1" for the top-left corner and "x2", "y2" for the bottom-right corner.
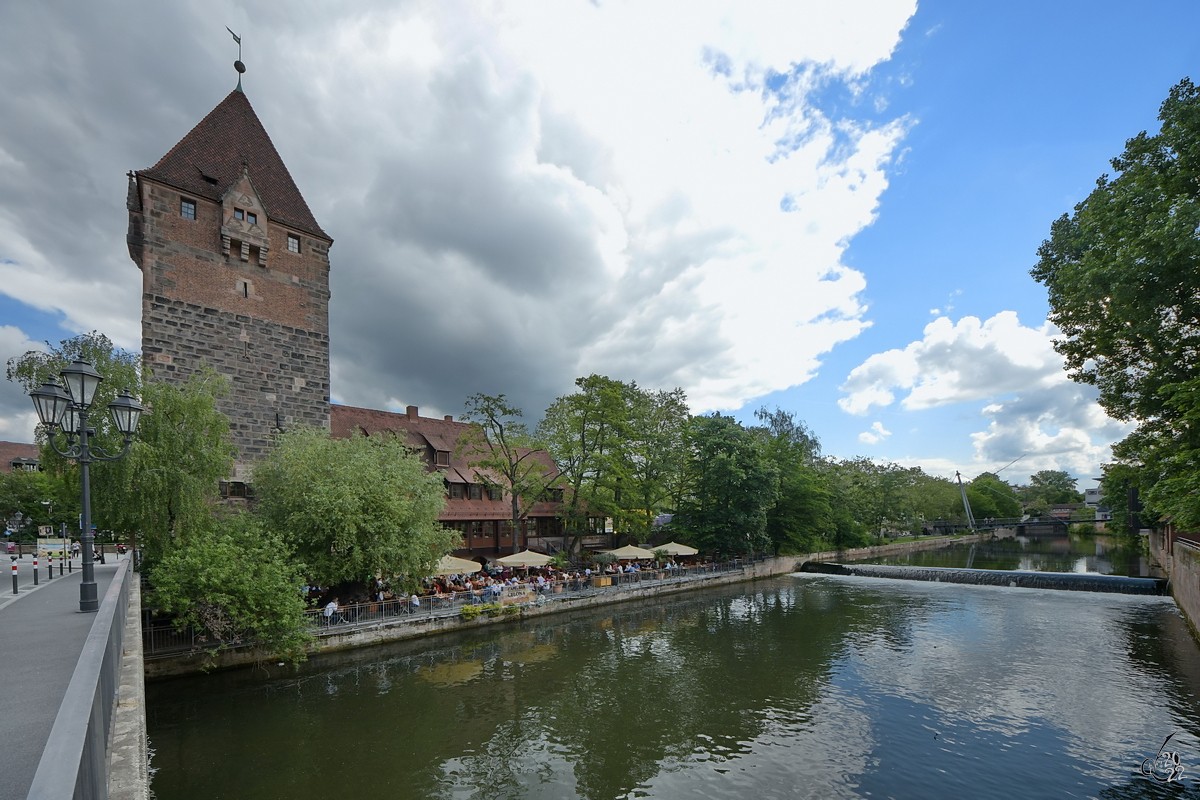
[
  {"x1": 675, "y1": 414, "x2": 777, "y2": 555},
  {"x1": 8, "y1": 334, "x2": 234, "y2": 558},
  {"x1": 969, "y1": 472, "x2": 1022, "y2": 518},
  {"x1": 1031, "y1": 79, "x2": 1200, "y2": 531},
  {"x1": 151, "y1": 513, "x2": 311, "y2": 661},
  {"x1": 0, "y1": 469, "x2": 77, "y2": 541},
  {"x1": 462, "y1": 394, "x2": 560, "y2": 554},
  {"x1": 1020, "y1": 470, "x2": 1083, "y2": 506},
  {"x1": 537, "y1": 376, "x2": 632, "y2": 545},
  {"x1": 752, "y1": 407, "x2": 832, "y2": 553},
  {"x1": 102, "y1": 372, "x2": 236, "y2": 562},
  {"x1": 253, "y1": 427, "x2": 453, "y2": 588},
  {"x1": 620, "y1": 387, "x2": 691, "y2": 542}
]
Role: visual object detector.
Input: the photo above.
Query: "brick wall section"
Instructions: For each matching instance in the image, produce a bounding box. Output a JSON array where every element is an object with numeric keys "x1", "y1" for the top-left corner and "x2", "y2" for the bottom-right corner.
[{"x1": 131, "y1": 179, "x2": 331, "y2": 479}]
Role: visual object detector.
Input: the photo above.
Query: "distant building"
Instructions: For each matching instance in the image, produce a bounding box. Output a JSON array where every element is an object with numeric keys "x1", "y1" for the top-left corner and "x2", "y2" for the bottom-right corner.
[
  {"x1": 330, "y1": 405, "x2": 565, "y2": 558},
  {"x1": 0, "y1": 442, "x2": 39, "y2": 473}
]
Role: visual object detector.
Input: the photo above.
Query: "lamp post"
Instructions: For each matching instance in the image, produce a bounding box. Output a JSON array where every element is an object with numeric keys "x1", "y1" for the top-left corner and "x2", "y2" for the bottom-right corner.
[{"x1": 29, "y1": 361, "x2": 143, "y2": 612}]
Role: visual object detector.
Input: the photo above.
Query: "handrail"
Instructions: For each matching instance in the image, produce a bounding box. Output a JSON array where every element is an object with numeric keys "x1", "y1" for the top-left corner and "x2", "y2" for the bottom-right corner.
[{"x1": 27, "y1": 557, "x2": 130, "y2": 800}]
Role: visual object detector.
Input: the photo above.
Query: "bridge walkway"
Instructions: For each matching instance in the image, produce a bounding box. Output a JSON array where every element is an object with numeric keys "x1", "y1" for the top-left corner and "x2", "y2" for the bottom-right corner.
[{"x1": 0, "y1": 556, "x2": 119, "y2": 800}]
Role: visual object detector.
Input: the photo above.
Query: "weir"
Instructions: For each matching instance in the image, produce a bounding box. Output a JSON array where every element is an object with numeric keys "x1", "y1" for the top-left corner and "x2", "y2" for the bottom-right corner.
[{"x1": 800, "y1": 561, "x2": 1167, "y2": 595}]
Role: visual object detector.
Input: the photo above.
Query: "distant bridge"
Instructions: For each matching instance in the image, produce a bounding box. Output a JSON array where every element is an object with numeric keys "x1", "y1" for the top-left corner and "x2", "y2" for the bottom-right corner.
[{"x1": 929, "y1": 517, "x2": 1070, "y2": 536}]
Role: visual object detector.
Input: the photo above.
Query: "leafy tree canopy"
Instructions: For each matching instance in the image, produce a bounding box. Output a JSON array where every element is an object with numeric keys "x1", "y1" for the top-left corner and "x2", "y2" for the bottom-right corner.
[
  {"x1": 253, "y1": 426, "x2": 453, "y2": 588},
  {"x1": 675, "y1": 414, "x2": 777, "y2": 555},
  {"x1": 151, "y1": 512, "x2": 311, "y2": 661}
]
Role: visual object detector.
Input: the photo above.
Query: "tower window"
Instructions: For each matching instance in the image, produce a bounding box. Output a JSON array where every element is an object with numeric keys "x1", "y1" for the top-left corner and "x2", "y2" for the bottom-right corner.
[
  {"x1": 181, "y1": 199, "x2": 196, "y2": 219},
  {"x1": 234, "y1": 208, "x2": 244, "y2": 220},
  {"x1": 287, "y1": 234, "x2": 301, "y2": 253},
  {"x1": 247, "y1": 212, "x2": 258, "y2": 225}
]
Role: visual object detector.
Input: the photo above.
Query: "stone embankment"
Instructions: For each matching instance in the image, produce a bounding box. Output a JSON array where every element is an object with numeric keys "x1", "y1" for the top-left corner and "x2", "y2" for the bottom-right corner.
[
  {"x1": 145, "y1": 533, "x2": 990, "y2": 678},
  {"x1": 1149, "y1": 529, "x2": 1200, "y2": 638}
]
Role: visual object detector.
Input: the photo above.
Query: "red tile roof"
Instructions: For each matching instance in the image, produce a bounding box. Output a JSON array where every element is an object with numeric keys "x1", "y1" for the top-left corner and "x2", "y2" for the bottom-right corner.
[
  {"x1": 137, "y1": 90, "x2": 329, "y2": 240},
  {"x1": 331, "y1": 404, "x2": 557, "y2": 473},
  {"x1": 0, "y1": 441, "x2": 39, "y2": 473}
]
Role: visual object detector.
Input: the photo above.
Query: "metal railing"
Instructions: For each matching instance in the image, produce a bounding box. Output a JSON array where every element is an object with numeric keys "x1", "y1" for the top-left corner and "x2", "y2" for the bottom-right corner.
[
  {"x1": 142, "y1": 558, "x2": 760, "y2": 658},
  {"x1": 27, "y1": 556, "x2": 131, "y2": 800}
]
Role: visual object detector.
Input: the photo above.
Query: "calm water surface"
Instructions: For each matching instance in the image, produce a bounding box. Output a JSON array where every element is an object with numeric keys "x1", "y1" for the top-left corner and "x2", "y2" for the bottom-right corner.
[
  {"x1": 148, "y1": 575, "x2": 1200, "y2": 799},
  {"x1": 853, "y1": 534, "x2": 1152, "y2": 576}
]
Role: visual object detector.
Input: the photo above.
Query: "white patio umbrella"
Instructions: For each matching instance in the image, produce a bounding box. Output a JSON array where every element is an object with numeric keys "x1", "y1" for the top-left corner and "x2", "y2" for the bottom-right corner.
[
  {"x1": 496, "y1": 550, "x2": 553, "y2": 568},
  {"x1": 653, "y1": 541, "x2": 699, "y2": 556},
  {"x1": 435, "y1": 555, "x2": 483, "y2": 576},
  {"x1": 605, "y1": 545, "x2": 656, "y2": 560}
]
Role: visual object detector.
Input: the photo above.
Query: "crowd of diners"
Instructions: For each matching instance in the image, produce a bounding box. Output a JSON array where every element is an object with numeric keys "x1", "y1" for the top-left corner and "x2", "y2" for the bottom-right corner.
[{"x1": 308, "y1": 555, "x2": 706, "y2": 616}]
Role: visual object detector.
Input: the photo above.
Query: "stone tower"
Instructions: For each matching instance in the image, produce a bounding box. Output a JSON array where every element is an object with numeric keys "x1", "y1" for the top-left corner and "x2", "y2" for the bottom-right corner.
[{"x1": 127, "y1": 88, "x2": 333, "y2": 482}]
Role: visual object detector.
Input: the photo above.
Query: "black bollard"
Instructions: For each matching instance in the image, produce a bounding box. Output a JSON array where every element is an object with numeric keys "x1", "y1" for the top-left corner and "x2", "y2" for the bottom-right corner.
[
  {"x1": 10, "y1": 557, "x2": 16, "y2": 595},
  {"x1": 32, "y1": 555, "x2": 38, "y2": 586}
]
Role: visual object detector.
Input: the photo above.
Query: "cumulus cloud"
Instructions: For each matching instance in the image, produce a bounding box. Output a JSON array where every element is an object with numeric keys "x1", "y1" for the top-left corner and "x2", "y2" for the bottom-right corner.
[
  {"x1": 840, "y1": 311, "x2": 1130, "y2": 476},
  {"x1": 0, "y1": 326, "x2": 45, "y2": 443},
  {"x1": 858, "y1": 421, "x2": 891, "y2": 444},
  {"x1": 0, "y1": 0, "x2": 917, "y2": 424}
]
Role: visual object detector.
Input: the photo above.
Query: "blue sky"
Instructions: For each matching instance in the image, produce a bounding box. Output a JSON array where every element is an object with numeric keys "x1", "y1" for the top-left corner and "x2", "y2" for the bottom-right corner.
[
  {"x1": 0, "y1": 1, "x2": 1197, "y2": 488},
  {"x1": 736, "y1": 0, "x2": 1200, "y2": 485}
]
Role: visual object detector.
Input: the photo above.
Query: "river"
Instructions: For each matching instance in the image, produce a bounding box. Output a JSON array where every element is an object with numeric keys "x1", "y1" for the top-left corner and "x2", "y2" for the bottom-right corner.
[{"x1": 147, "y1": 561, "x2": 1200, "y2": 798}]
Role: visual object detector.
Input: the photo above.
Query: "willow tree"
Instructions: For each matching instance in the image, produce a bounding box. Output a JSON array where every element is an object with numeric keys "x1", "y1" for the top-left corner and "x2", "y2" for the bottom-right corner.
[{"x1": 7, "y1": 333, "x2": 233, "y2": 560}]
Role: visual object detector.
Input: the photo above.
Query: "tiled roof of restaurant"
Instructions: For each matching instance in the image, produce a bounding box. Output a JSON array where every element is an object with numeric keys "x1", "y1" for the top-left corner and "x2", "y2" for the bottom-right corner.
[
  {"x1": 137, "y1": 90, "x2": 329, "y2": 240},
  {"x1": 329, "y1": 404, "x2": 560, "y2": 481},
  {"x1": 0, "y1": 441, "x2": 39, "y2": 473}
]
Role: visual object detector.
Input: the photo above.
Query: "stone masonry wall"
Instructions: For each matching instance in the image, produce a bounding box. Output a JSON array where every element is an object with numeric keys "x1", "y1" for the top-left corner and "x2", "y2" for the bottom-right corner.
[{"x1": 132, "y1": 180, "x2": 331, "y2": 478}]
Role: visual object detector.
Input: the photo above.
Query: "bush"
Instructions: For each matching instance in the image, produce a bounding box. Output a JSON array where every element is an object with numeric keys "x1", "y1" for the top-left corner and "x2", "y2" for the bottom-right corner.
[{"x1": 150, "y1": 513, "x2": 311, "y2": 662}]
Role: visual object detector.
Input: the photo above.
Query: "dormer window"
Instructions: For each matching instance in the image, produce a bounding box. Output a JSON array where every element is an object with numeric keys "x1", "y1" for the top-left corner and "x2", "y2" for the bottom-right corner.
[
  {"x1": 287, "y1": 234, "x2": 301, "y2": 253},
  {"x1": 435, "y1": 450, "x2": 450, "y2": 467},
  {"x1": 181, "y1": 199, "x2": 196, "y2": 219}
]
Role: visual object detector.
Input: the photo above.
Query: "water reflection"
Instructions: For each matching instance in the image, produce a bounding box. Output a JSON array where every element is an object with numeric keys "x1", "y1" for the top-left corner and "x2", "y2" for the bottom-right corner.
[
  {"x1": 853, "y1": 534, "x2": 1154, "y2": 576},
  {"x1": 147, "y1": 576, "x2": 1200, "y2": 799}
]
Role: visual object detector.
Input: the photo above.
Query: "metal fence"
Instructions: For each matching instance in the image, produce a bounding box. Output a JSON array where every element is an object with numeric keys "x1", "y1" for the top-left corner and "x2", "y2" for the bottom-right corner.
[
  {"x1": 27, "y1": 557, "x2": 131, "y2": 800},
  {"x1": 143, "y1": 558, "x2": 759, "y2": 659}
]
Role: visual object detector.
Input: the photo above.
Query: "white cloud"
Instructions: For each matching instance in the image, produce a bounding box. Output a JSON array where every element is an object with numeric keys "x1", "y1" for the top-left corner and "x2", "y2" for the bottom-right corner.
[
  {"x1": 0, "y1": 325, "x2": 45, "y2": 442},
  {"x1": 839, "y1": 311, "x2": 1130, "y2": 477},
  {"x1": 839, "y1": 312, "x2": 1063, "y2": 415},
  {"x1": 0, "y1": 0, "x2": 919, "y2": 420},
  {"x1": 858, "y1": 421, "x2": 891, "y2": 444}
]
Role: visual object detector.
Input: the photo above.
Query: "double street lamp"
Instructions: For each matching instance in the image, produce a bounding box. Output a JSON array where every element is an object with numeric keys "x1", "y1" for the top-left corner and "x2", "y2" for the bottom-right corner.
[{"x1": 29, "y1": 360, "x2": 143, "y2": 612}]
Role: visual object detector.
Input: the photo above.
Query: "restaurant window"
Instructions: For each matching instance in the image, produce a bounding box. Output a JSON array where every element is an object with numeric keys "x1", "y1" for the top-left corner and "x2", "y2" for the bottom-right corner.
[
  {"x1": 470, "y1": 521, "x2": 484, "y2": 540},
  {"x1": 525, "y1": 518, "x2": 539, "y2": 536}
]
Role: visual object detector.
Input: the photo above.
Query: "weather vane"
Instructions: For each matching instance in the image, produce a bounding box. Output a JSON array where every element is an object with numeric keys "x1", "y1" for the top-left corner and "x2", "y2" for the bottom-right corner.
[{"x1": 227, "y1": 27, "x2": 245, "y2": 91}]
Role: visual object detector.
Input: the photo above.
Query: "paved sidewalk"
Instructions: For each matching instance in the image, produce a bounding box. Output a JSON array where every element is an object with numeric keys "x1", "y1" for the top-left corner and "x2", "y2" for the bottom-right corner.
[{"x1": 0, "y1": 557, "x2": 120, "y2": 800}]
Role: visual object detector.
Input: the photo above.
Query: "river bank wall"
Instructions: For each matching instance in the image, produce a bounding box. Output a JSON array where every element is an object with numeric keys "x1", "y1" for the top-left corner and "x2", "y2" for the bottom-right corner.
[
  {"x1": 145, "y1": 533, "x2": 991, "y2": 679},
  {"x1": 1150, "y1": 530, "x2": 1200, "y2": 639}
]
